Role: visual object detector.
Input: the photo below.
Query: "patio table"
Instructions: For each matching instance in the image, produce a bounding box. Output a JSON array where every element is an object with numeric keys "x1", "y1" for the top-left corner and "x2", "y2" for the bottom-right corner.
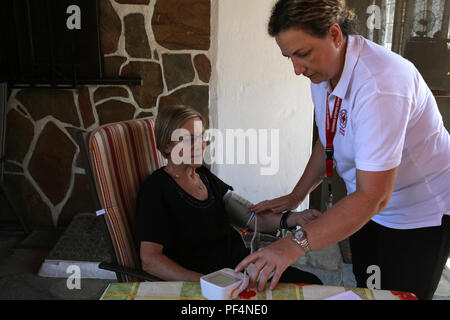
[{"x1": 100, "y1": 281, "x2": 417, "y2": 300}]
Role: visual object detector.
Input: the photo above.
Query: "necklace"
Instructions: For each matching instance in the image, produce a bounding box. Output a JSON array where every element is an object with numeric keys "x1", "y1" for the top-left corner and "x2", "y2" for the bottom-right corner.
[
  {"x1": 165, "y1": 166, "x2": 204, "y2": 191},
  {"x1": 165, "y1": 165, "x2": 181, "y2": 179}
]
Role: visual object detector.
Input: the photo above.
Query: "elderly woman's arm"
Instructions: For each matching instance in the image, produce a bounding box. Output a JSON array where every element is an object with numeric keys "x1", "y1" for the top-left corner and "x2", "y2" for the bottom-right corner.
[
  {"x1": 140, "y1": 242, "x2": 204, "y2": 281},
  {"x1": 247, "y1": 209, "x2": 322, "y2": 233}
]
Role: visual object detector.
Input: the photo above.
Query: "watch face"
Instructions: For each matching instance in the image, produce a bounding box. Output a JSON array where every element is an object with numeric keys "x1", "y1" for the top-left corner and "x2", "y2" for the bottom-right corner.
[{"x1": 294, "y1": 229, "x2": 305, "y2": 240}]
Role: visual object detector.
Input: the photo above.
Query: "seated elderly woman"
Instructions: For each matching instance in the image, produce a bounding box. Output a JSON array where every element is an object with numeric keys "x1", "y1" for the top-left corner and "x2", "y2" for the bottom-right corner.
[{"x1": 136, "y1": 104, "x2": 322, "y2": 286}]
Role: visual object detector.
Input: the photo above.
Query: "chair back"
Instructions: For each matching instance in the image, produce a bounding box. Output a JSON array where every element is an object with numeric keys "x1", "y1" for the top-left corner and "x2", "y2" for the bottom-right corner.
[{"x1": 88, "y1": 117, "x2": 166, "y2": 281}]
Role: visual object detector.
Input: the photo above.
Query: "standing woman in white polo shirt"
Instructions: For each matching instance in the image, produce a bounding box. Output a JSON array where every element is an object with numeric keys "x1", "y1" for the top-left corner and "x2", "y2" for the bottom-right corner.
[{"x1": 235, "y1": 0, "x2": 450, "y2": 300}]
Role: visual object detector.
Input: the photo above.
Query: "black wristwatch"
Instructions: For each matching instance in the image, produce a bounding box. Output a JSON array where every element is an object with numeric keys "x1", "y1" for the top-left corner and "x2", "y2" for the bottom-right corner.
[{"x1": 280, "y1": 211, "x2": 294, "y2": 230}]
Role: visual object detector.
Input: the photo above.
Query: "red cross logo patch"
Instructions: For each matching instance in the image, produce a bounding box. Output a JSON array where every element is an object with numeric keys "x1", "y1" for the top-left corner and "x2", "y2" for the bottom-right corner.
[{"x1": 339, "y1": 109, "x2": 347, "y2": 136}]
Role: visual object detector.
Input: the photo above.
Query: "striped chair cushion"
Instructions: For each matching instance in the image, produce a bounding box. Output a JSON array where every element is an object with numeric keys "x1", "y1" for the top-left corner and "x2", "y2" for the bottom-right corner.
[{"x1": 88, "y1": 117, "x2": 166, "y2": 281}]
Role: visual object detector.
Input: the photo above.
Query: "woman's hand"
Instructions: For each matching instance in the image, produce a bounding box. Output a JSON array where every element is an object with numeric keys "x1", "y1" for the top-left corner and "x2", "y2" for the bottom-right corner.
[
  {"x1": 251, "y1": 208, "x2": 322, "y2": 234},
  {"x1": 140, "y1": 242, "x2": 203, "y2": 281},
  {"x1": 251, "y1": 193, "x2": 300, "y2": 215},
  {"x1": 235, "y1": 236, "x2": 305, "y2": 291},
  {"x1": 236, "y1": 210, "x2": 321, "y2": 290}
]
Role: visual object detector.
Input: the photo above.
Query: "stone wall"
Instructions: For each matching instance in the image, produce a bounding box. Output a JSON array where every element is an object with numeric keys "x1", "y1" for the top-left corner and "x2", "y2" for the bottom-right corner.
[{"x1": 4, "y1": 0, "x2": 211, "y2": 230}]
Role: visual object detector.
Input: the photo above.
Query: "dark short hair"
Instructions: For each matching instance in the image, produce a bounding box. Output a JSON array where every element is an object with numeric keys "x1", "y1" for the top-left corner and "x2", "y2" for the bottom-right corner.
[{"x1": 268, "y1": 0, "x2": 358, "y2": 38}]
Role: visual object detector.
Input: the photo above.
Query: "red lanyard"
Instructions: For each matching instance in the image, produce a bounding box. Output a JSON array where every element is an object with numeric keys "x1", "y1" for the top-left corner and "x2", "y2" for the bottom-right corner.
[{"x1": 325, "y1": 93, "x2": 342, "y2": 178}]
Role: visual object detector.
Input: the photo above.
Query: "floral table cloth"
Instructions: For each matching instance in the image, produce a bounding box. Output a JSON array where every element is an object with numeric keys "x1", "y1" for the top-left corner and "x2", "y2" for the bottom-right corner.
[{"x1": 100, "y1": 281, "x2": 417, "y2": 300}]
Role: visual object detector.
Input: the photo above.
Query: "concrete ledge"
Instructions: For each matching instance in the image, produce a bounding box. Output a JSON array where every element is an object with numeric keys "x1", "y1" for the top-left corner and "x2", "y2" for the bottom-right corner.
[{"x1": 38, "y1": 259, "x2": 116, "y2": 280}]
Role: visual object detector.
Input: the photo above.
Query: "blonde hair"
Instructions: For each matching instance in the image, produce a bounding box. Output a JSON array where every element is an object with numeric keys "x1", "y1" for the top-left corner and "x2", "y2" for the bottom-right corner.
[
  {"x1": 268, "y1": 0, "x2": 357, "y2": 38},
  {"x1": 154, "y1": 105, "x2": 205, "y2": 159}
]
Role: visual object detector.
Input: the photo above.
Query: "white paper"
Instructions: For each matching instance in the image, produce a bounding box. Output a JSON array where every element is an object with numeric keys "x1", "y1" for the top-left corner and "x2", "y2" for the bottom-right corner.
[
  {"x1": 325, "y1": 291, "x2": 363, "y2": 300},
  {"x1": 96, "y1": 209, "x2": 106, "y2": 216}
]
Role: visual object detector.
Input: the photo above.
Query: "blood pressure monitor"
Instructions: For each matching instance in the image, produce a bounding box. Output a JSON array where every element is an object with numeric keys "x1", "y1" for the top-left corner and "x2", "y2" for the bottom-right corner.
[{"x1": 200, "y1": 268, "x2": 245, "y2": 300}]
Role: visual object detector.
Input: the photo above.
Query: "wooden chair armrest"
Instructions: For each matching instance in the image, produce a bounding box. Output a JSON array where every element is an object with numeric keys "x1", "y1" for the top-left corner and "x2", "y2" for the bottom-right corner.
[{"x1": 98, "y1": 262, "x2": 163, "y2": 282}]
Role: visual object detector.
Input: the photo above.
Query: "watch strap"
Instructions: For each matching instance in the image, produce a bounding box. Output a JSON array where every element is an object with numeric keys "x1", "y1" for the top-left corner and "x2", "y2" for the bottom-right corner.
[
  {"x1": 280, "y1": 210, "x2": 293, "y2": 230},
  {"x1": 292, "y1": 228, "x2": 311, "y2": 254}
]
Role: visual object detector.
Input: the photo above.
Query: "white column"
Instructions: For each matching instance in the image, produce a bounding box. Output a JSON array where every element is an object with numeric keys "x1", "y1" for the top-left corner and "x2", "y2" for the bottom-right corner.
[{"x1": 210, "y1": 0, "x2": 314, "y2": 209}]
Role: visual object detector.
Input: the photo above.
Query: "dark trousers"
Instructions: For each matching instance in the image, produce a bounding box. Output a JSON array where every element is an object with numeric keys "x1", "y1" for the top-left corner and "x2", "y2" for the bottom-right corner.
[
  {"x1": 350, "y1": 215, "x2": 450, "y2": 300},
  {"x1": 280, "y1": 266, "x2": 323, "y2": 285}
]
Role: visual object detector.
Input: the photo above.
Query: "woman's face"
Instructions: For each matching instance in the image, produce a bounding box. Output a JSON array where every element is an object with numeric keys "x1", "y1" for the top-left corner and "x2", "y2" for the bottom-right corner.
[
  {"x1": 165, "y1": 117, "x2": 206, "y2": 167},
  {"x1": 275, "y1": 24, "x2": 345, "y2": 86}
]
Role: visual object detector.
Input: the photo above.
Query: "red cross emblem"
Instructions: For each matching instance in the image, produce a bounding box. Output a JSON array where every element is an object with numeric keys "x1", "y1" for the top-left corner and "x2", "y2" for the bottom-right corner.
[{"x1": 340, "y1": 109, "x2": 348, "y2": 129}]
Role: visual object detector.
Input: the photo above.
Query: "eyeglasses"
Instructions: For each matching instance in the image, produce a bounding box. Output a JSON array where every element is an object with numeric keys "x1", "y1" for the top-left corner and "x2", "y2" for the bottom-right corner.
[{"x1": 179, "y1": 132, "x2": 211, "y2": 144}]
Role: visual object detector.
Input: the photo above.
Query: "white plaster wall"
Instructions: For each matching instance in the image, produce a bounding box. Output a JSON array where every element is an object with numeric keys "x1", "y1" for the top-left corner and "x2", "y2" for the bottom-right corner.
[{"x1": 210, "y1": 0, "x2": 315, "y2": 209}]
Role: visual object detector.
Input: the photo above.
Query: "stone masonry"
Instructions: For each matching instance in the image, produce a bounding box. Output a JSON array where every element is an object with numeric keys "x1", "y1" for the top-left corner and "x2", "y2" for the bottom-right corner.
[{"x1": 4, "y1": 0, "x2": 212, "y2": 230}]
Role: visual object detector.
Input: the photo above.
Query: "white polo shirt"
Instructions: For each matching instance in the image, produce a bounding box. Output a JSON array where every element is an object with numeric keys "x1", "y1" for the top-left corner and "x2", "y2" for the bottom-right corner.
[{"x1": 311, "y1": 35, "x2": 450, "y2": 229}]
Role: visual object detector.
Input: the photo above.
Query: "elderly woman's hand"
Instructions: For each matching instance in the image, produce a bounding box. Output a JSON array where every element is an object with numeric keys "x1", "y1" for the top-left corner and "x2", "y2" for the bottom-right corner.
[
  {"x1": 251, "y1": 193, "x2": 300, "y2": 215},
  {"x1": 294, "y1": 209, "x2": 322, "y2": 226}
]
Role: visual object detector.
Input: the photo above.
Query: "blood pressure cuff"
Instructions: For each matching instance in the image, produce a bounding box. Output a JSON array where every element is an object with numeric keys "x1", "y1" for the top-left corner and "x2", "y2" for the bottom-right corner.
[{"x1": 223, "y1": 191, "x2": 255, "y2": 229}]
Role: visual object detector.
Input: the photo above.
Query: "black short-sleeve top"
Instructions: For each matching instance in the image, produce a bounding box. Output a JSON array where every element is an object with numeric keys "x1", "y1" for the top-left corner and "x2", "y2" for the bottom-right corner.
[{"x1": 135, "y1": 165, "x2": 250, "y2": 275}]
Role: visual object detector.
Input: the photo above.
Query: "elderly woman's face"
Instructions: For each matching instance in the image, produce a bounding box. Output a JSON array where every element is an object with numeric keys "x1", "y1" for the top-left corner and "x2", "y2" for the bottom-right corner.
[
  {"x1": 275, "y1": 25, "x2": 344, "y2": 86},
  {"x1": 165, "y1": 117, "x2": 206, "y2": 167}
]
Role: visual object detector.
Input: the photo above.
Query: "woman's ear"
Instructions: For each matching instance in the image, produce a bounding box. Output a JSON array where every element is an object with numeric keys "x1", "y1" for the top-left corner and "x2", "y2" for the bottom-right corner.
[
  {"x1": 164, "y1": 142, "x2": 173, "y2": 158},
  {"x1": 328, "y1": 23, "x2": 344, "y2": 48}
]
